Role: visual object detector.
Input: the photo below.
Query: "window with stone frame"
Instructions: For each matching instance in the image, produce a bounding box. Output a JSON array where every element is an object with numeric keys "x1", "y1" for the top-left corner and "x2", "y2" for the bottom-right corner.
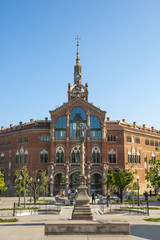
[
  {"x1": 108, "y1": 150, "x2": 116, "y2": 164},
  {"x1": 23, "y1": 136, "x2": 28, "y2": 143},
  {"x1": 0, "y1": 153, "x2": 4, "y2": 164},
  {"x1": 107, "y1": 135, "x2": 116, "y2": 142},
  {"x1": 135, "y1": 138, "x2": 140, "y2": 144},
  {"x1": 55, "y1": 116, "x2": 66, "y2": 139},
  {"x1": 15, "y1": 147, "x2": 28, "y2": 164},
  {"x1": 128, "y1": 148, "x2": 141, "y2": 164},
  {"x1": 70, "y1": 107, "x2": 86, "y2": 139},
  {"x1": 40, "y1": 135, "x2": 50, "y2": 142},
  {"x1": 90, "y1": 116, "x2": 101, "y2": 139},
  {"x1": 127, "y1": 136, "x2": 132, "y2": 142},
  {"x1": 155, "y1": 141, "x2": 159, "y2": 147},
  {"x1": 150, "y1": 140, "x2": 154, "y2": 146},
  {"x1": 40, "y1": 149, "x2": 48, "y2": 164},
  {"x1": 145, "y1": 139, "x2": 149, "y2": 145},
  {"x1": 56, "y1": 146, "x2": 64, "y2": 163},
  {"x1": 71, "y1": 145, "x2": 81, "y2": 163},
  {"x1": 92, "y1": 146, "x2": 101, "y2": 163},
  {"x1": 17, "y1": 137, "x2": 22, "y2": 144}
]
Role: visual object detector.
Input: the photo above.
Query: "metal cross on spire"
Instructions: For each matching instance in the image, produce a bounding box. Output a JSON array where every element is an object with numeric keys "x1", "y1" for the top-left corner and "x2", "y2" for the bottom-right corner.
[{"x1": 75, "y1": 36, "x2": 80, "y2": 64}]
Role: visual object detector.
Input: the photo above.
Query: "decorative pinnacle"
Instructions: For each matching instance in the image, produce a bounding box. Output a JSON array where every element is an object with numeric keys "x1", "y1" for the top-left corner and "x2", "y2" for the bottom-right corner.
[{"x1": 75, "y1": 35, "x2": 80, "y2": 64}]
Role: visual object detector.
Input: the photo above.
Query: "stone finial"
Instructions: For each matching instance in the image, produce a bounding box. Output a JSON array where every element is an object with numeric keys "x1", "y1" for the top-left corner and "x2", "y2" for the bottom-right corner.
[
  {"x1": 30, "y1": 119, "x2": 34, "y2": 122},
  {"x1": 107, "y1": 117, "x2": 110, "y2": 121},
  {"x1": 19, "y1": 122, "x2": 22, "y2": 126},
  {"x1": 143, "y1": 124, "x2": 146, "y2": 130},
  {"x1": 122, "y1": 119, "x2": 126, "y2": 122},
  {"x1": 1, "y1": 126, "x2": 4, "y2": 130},
  {"x1": 117, "y1": 120, "x2": 120, "y2": 125},
  {"x1": 151, "y1": 126, "x2": 154, "y2": 132},
  {"x1": 10, "y1": 124, "x2": 13, "y2": 128},
  {"x1": 45, "y1": 117, "x2": 48, "y2": 121},
  {"x1": 133, "y1": 122, "x2": 136, "y2": 128}
]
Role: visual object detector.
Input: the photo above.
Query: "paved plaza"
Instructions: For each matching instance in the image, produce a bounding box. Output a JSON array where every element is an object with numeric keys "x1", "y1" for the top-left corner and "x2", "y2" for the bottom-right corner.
[{"x1": 0, "y1": 197, "x2": 160, "y2": 240}]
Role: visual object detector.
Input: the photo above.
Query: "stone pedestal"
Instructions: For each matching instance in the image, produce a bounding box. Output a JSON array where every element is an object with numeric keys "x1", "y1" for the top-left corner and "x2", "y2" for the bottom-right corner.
[{"x1": 72, "y1": 175, "x2": 93, "y2": 220}]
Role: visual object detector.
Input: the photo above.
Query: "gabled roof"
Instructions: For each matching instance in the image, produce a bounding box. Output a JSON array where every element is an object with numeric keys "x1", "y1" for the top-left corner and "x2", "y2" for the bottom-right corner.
[{"x1": 49, "y1": 97, "x2": 106, "y2": 116}]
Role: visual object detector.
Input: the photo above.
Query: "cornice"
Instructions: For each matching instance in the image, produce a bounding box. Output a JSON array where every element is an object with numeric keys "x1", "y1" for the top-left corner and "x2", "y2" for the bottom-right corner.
[{"x1": 49, "y1": 97, "x2": 106, "y2": 116}]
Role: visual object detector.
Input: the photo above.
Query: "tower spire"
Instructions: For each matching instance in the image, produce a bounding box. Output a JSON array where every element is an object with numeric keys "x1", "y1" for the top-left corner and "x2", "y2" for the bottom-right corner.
[{"x1": 75, "y1": 36, "x2": 80, "y2": 65}]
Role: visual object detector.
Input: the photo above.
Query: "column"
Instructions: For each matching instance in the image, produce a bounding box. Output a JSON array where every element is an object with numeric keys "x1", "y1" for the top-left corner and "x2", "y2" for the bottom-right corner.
[
  {"x1": 48, "y1": 163, "x2": 54, "y2": 196},
  {"x1": 102, "y1": 163, "x2": 107, "y2": 195},
  {"x1": 87, "y1": 162, "x2": 91, "y2": 195},
  {"x1": 65, "y1": 163, "x2": 70, "y2": 196}
]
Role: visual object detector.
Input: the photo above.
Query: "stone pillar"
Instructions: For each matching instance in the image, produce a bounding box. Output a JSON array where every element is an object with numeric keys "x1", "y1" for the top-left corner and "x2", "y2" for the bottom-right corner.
[
  {"x1": 86, "y1": 110, "x2": 90, "y2": 139},
  {"x1": 50, "y1": 123, "x2": 55, "y2": 141},
  {"x1": 102, "y1": 163, "x2": 107, "y2": 196},
  {"x1": 87, "y1": 162, "x2": 91, "y2": 195},
  {"x1": 65, "y1": 163, "x2": 70, "y2": 196},
  {"x1": 102, "y1": 123, "x2": 106, "y2": 140},
  {"x1": 48, "y1": 163, "x2": 54, "y2": 196}
]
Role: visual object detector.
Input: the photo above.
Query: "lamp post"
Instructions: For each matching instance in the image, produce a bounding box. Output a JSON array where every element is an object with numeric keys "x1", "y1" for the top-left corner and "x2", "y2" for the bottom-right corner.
[
  {"x1": 18, "y1": 175, "x2": 22, "y2": 206},
  {"x1": 72, "y1": 123, "x2": 93, "y2": 220},
  {"x1": 137, "y1": 175, "x2": 140, "y2": 206}
]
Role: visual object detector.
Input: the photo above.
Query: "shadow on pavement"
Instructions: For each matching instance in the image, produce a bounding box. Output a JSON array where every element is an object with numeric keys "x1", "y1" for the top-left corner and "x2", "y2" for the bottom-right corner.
[{"x1": 131, "y1": 224, "x2": 160, "y2": 240}]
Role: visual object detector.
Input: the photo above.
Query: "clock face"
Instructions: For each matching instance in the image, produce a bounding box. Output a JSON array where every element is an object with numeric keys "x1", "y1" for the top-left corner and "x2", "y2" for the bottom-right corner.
[{"x1": 76, "y1": 74, "x2": 80, "y2": 80}]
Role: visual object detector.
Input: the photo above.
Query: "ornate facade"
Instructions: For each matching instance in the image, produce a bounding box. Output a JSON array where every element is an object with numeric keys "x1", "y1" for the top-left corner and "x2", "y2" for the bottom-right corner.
[{"x1": 0, "y1": 41, "x2": 160, "y2": 195}]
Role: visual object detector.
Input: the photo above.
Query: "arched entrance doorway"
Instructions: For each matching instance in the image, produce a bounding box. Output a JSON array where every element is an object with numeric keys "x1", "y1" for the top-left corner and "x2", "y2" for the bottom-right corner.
[
  {"x1": 91, "y1": 173, "x2": 102, "y2": 195},
  {"x1": 69, "y1": 171, "x2": 80, "y2": 192},
  {"x1": 54, "y1": 173, "x2": 65, "y2": 195}
]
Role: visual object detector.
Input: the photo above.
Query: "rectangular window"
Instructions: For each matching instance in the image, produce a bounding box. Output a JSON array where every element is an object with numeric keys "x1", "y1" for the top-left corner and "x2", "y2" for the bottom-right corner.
[
  {"x1": 145, "y1": 139, "x2": 149, "y2": 145},
  {"x1": 155, "y1": 141, "x2": 158, "y2": 147},
  {"x1": 17, "y1": 138, "x2": 22, "y2": 144},
  {"x1": 23, "y1": 137, "x2": 28, "y2": 143},
  {"x1": 150, "y1": 140, "x2": 154, "y2": 146},
  {"x1": 135, "y1": 138, "x2": 140, "y2": 144},
  {"x1": 108, "y1": 154, "x2": 116, "y2": 163},
  {"x1": 127, "y1": 136, "x2": 132, "y2": 142}
]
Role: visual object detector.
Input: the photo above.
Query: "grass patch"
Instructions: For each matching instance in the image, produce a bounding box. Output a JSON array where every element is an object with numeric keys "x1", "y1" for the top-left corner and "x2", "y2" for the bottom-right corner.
[
  {"x1": 0, "y1": 207, "x2": 39, "y2": 211},
  {"x1": 0, "y1": 218, "x2": 18, "y2": 223},
  {"x1": 121, "y1": 207, "x2": 160, "y2": 210},
  {"x1": 144, "y1": 218, "x2": 160, "y2": 222}
]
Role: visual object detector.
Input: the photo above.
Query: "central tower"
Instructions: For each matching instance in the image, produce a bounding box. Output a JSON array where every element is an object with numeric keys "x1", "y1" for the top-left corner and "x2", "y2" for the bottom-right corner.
[{"x1": 68, "y1": 36, "x2": 88, "y2": 101}]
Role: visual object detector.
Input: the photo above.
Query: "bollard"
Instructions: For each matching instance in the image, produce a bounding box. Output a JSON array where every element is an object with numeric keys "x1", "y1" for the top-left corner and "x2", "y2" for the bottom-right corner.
[
  {"x1": 13, "y1": 202, "x2": 16, "y2": 216},
  {"x1": 147, "y1": 201, "x2": 149, "y2": 216}
]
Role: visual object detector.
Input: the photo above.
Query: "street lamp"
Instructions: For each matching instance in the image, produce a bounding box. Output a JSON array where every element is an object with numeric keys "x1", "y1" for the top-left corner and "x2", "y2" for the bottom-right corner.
[
  {"x1": 18, "y1": 175, "x2": 22, "y2": 206},
  {"x1": 137, "y1": 175, "x2": 140, "y2": 206}
]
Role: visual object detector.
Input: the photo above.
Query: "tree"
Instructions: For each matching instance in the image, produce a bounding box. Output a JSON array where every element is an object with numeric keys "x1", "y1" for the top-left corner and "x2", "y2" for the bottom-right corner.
[
  {"x1": 14, "y1": 166, "x2": 30, "y2": 208},
  {"x1": 39, "y1": 170, "x2": 48, "y2": 200},
  {"x1": 0, "y1": 169, "x2": 7, "y2": 192},
  {"x1": 106, "y1": 169, "x2": 134, "y2": 203},
  {"x1": 145, "y1": 147, "x2": 160, "y2": 194}
]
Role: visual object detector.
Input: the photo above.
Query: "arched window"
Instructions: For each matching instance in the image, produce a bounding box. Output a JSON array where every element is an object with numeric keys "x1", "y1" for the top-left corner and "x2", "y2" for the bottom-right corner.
[
  {"x1": 55, "y1": 116, "x2": 66, "y2": 139},
  {"x1": 15, "y1": 147, "x2": 28, "y2": 164},
  {"x1": 56, "y1": 146, "x2": 64, "y2": 163},
  {"x1": 108, "y1": 149, "x2": 116, "y2": 164},
  {"x1": 107, "y1": 135, "x2": 110, "y2": 142},
  {"x1": 71, "y1": 146, "x2": 81, "y2": 163},
  {"x1": 90, "y1": 116, "x2": 101, "y2": 139},
  {"x1": 40, "y1": 149, "x2": 48, "y2": 164},
  {"x1": 92, "y1": 146, "x2": 101, "y2": 163},
  {"x1": 70, "y1": 107, "x2": 86, "y2": 139}
]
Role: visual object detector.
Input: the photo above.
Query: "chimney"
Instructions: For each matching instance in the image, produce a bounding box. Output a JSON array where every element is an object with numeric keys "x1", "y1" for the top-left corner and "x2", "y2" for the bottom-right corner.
[
  {"x1": 19, "y1": 122, "x2": 23, "y2": 126},
  {"x1": 143, "y1": 124, "x2": 146, "y2": 130},
  {"x1": 30, "y1": 119, "x2": 34, "y2": 123},
  {"x1": 45, "y1": 117, "x2": 48, "y2": 121},
  {"x1": 107, "y1": 117, "x2": 110, "y2": 121},
  {"x1": 1, "y1": 126, "x2": 4, "y2": 130},
  {"x1": 122, "y1": 119, "x2": 126, "y2": 123},
  {"x1": 133, "y1": 122, "x2": 136, "y2": 128},
  {"x1": 10, "y1": 124, "x2": 13, "y2": 128}
]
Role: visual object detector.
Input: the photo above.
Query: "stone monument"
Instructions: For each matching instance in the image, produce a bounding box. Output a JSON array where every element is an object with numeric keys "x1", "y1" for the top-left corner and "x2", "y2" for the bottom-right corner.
[{"x1": 72, "y1": 123, "x2": 93, "y2": 220}]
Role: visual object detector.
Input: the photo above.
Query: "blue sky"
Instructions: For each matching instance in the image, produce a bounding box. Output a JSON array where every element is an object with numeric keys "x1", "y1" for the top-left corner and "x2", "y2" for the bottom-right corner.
[{"x1": 0, "y1": 0, "x2": 160, "y2": 129}]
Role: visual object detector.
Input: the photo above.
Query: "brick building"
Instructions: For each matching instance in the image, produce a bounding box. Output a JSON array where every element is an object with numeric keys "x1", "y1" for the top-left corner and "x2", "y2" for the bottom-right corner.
[{"x1": 0, "y1": 41, "x2": 160, "y2": 196}]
